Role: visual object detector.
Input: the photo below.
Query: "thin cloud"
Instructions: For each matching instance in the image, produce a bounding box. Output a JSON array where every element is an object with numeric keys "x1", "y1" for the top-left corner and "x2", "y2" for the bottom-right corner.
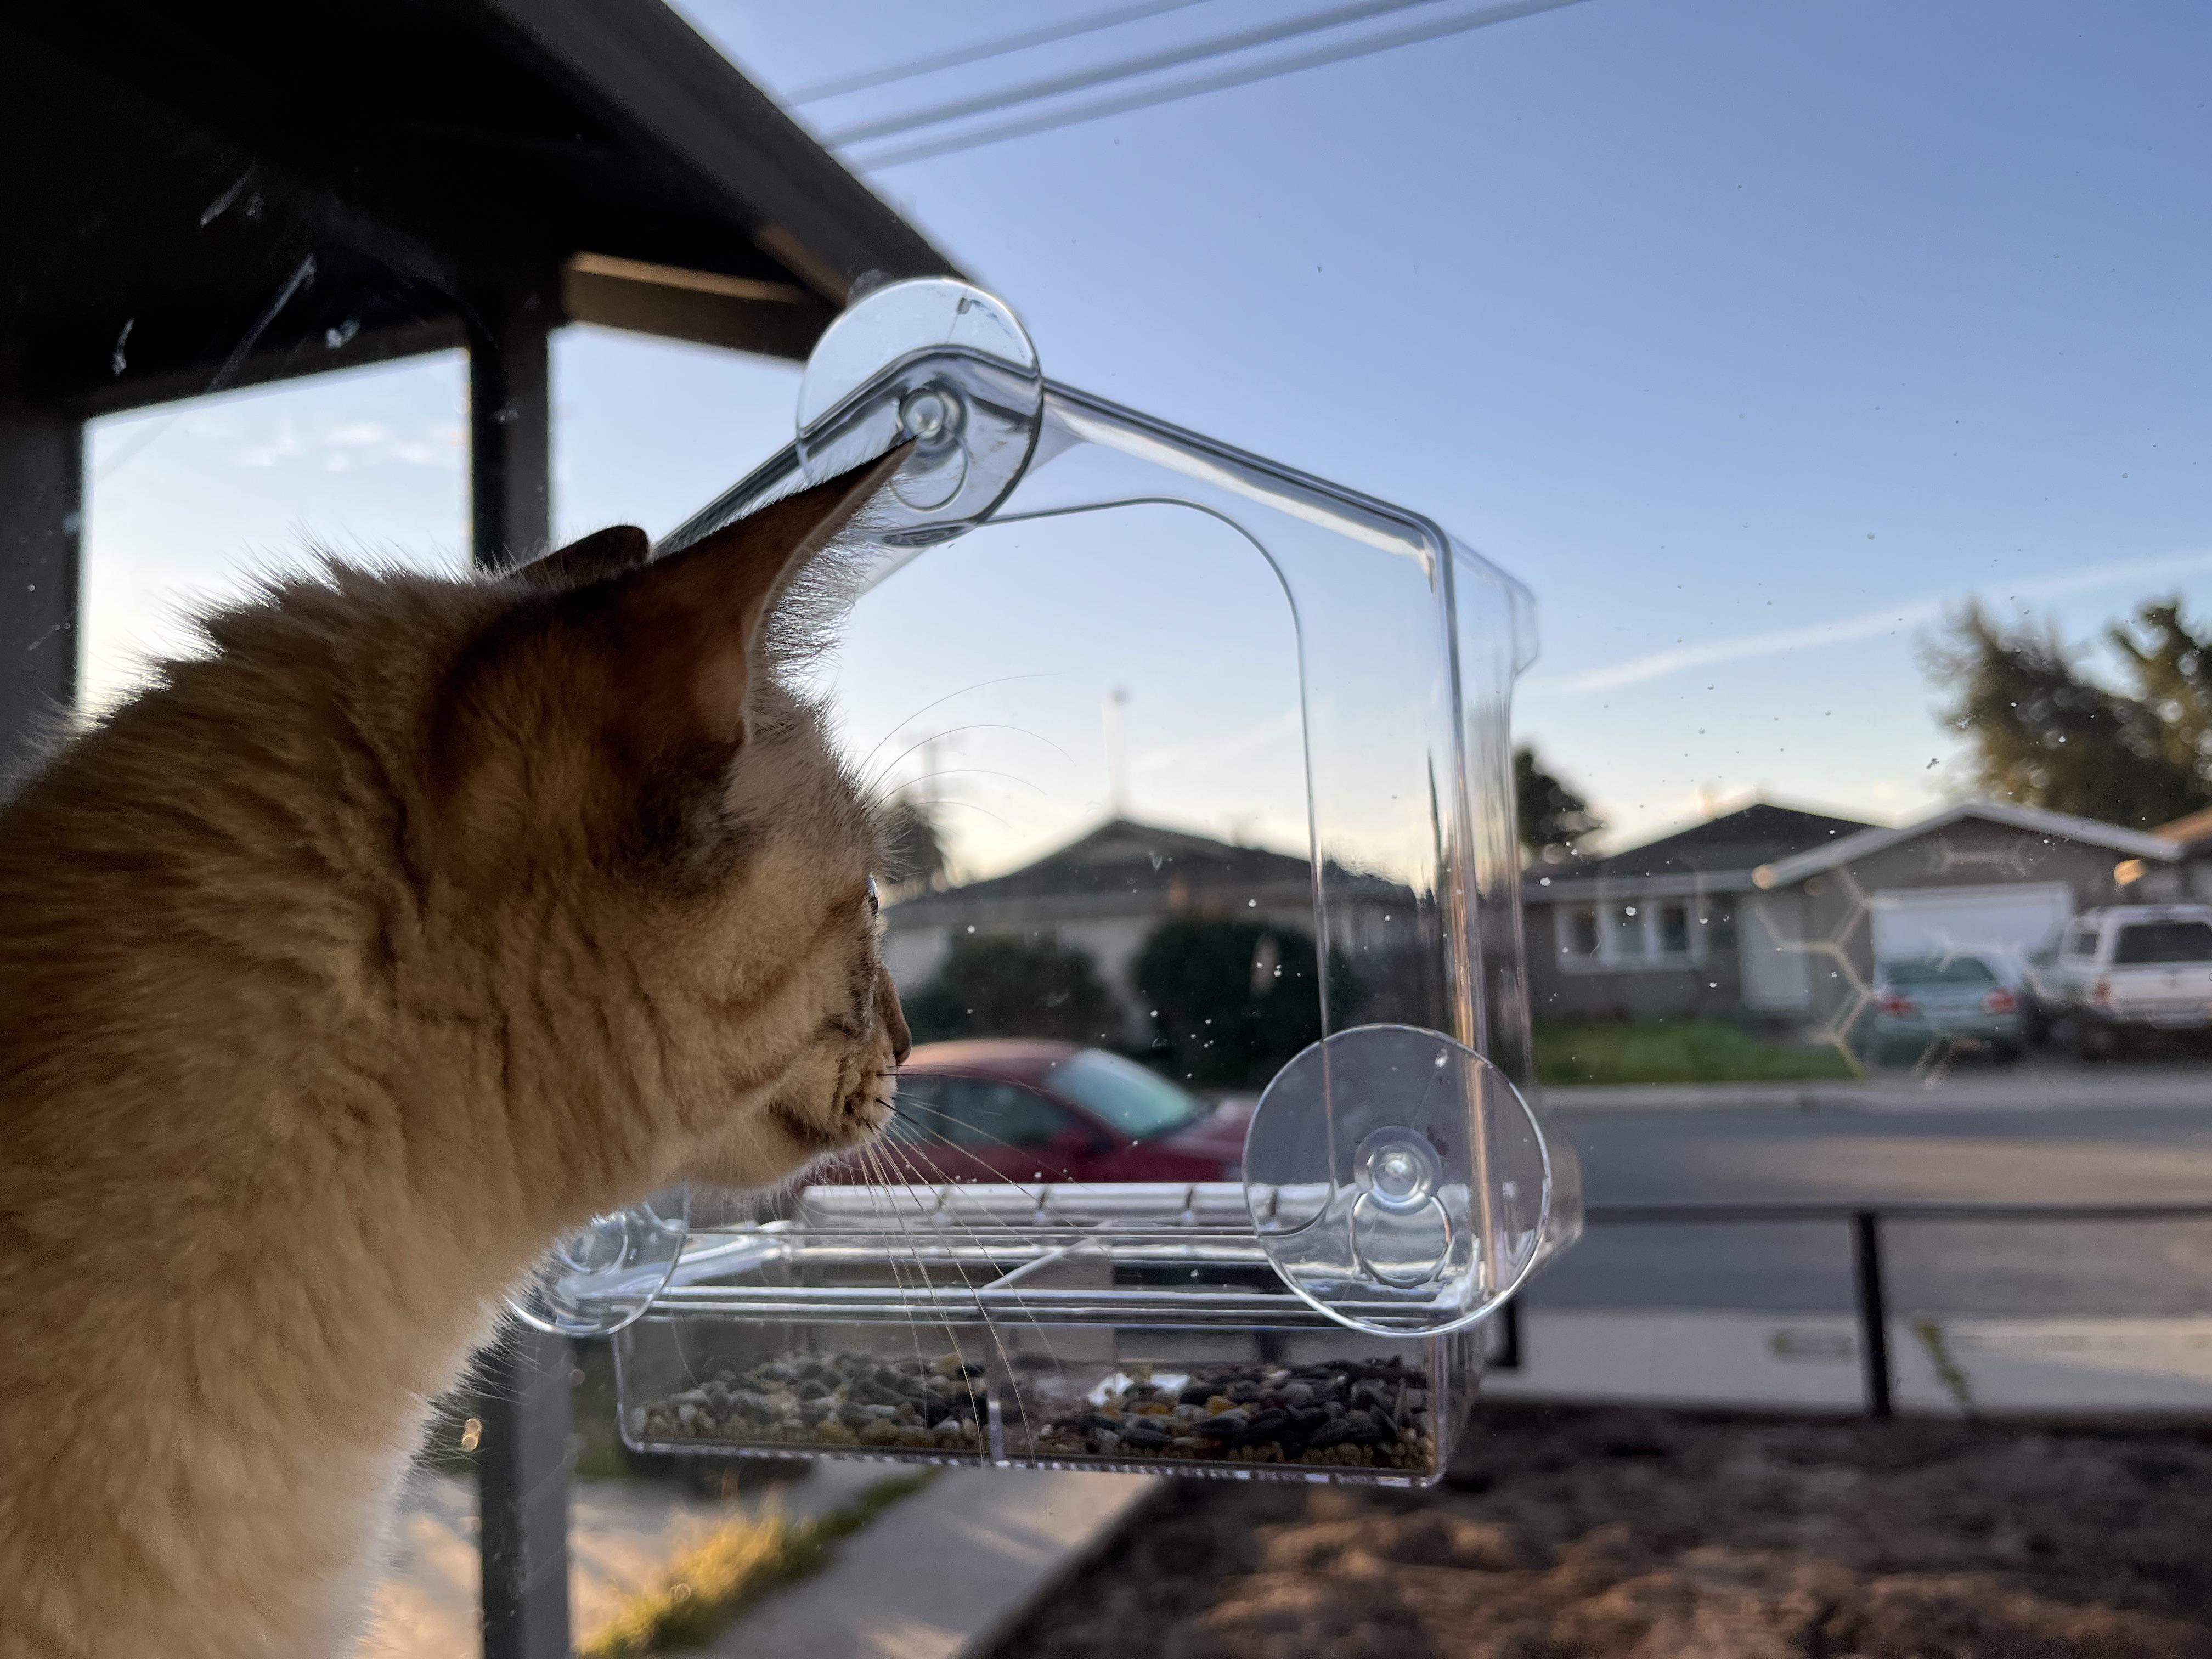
[{"x1": 1523, "y1": 546, "x2": 2212, "y2": 698}]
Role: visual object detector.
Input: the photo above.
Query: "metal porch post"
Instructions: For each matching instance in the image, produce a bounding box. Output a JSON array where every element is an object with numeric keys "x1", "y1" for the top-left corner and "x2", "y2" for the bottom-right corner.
[
  {"x1": 0, "y1": 408, "x2": 82, "y2": 786},
  {"x1": 467, "y1": 280, "x2": 574, "y2": 1659},
  {"x1": 1849, "y1": 1210, "x2": 1894, "y2": 1420}
]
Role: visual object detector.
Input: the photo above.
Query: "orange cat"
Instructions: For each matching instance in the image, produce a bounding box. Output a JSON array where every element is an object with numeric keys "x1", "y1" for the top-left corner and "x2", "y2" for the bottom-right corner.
[{"x1": 0, "y1": 452, "x2": 912, "y2": 1657}]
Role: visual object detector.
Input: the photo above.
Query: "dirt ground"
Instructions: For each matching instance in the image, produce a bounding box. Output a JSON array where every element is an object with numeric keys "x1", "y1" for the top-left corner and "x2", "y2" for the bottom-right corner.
[{"x1": 990, "y1": 1403, "x2": 2212, "y2": 1659}]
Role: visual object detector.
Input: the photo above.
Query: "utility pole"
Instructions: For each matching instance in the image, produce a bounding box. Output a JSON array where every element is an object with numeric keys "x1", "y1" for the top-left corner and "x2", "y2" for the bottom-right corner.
[{"x1": 1104, "y1": 685, "x2": 1130, "y2": 820}]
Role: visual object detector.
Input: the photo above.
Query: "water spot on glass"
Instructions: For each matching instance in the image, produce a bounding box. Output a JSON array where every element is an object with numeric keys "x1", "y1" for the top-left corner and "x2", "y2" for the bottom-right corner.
[
  {"x1": 110, "y1": 319, "x2": 132, "y2": 376},
  {"x1": 200, "y1": 171, "x2": 255, "y2": 226}
]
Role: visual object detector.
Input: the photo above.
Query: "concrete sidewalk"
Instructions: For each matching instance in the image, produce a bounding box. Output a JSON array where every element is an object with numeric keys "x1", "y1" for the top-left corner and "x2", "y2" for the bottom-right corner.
[
  {"x1": 364, "y1": 1461, "x2": 895, "y2": 1658},
  {"x1": 1486, "y1": 1306, "x2": 2212, "y2": 1416},
  {"x1": 1541, "y1": 1063, "x2": 2212, "y2": 1115},
  {"x1": 703, "y1": 1466, "x2": 1158, "y2": 1659}
]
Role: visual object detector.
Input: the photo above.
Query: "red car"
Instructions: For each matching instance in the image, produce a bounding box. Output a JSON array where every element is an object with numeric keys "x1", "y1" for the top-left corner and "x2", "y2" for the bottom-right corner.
[{"x1": 853, "y1": 1040, "x2": 1252, "y2": 1186}]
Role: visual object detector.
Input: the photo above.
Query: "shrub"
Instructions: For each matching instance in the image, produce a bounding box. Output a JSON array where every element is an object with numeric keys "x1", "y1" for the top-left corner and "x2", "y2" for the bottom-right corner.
[
  {"x1": 1130, "y1": 919, "x2": 1355, "y2": 1087},
  {"x1": 901, "y1": 934, "x2": 1122, "y2": 1046}
]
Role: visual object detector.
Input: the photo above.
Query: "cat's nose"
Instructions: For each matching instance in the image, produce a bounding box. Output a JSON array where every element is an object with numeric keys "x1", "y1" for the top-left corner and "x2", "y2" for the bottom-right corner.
[{"x1": 878, "y1": 966, "x2": 912, "y2": 1065}]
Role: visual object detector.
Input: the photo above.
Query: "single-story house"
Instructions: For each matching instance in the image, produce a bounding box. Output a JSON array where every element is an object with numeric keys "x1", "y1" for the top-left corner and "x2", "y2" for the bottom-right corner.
[
  {"x1": 1524, "y1": 798, "x2": 2186, "y2": 1030},
  {"x1": 1521, "y1": 802, "x2": 1872, "y2": 1024},
  {"x1": 881, "y1": 817, "x2": 1417, "y2": 1043}
]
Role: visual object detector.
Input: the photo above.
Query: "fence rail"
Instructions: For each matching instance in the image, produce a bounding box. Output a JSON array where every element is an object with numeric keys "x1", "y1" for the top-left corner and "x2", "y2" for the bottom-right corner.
[{"x1": 1490, "y1": 1199, "x2": 2212, "y2": 1418}]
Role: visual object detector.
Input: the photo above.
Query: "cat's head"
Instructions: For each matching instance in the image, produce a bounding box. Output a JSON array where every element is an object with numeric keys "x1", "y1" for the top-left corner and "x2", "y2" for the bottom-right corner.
[{"x1": 421, "y1": 451, "x2": 913, "y2": 1205}]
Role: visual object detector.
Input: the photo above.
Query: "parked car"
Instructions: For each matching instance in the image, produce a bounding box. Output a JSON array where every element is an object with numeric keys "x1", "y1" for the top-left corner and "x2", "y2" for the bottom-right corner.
[
  {"x1": 847, "y1": 1040, "x2": 1252, "y2": 1186},
  {"x1": 1871, "y1": 955, "x2": 2025, "y2": 1065},
  {"x1": 2047, "y1": 905, "x2": 2212, "y2": 1059}
]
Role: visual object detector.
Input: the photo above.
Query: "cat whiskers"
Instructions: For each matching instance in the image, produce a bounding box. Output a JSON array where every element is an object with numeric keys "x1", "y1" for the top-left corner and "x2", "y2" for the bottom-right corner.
[
  {"x1": 865, "y1": 1106, "x2": 1071, "y2": 1452},
  {"x1": 873, "y1": 1104, "x2": 1074, "y2": 1398},
  {"x1": 851, "y1": 674, "x2": 1062, "y2": 787}
]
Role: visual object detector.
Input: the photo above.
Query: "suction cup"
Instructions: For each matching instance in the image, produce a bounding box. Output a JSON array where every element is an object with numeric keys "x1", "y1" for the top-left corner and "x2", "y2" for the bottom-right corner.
[
  {"x1": 793, "y1": 277, "x2": 1043, "y2": 545},
  {"x1": 509, "y1": 1188, "x2": 691, "y2": 1338},
  {"x1": 1243, "y1": 1025, "x2": 1553, "y2": 1336}
]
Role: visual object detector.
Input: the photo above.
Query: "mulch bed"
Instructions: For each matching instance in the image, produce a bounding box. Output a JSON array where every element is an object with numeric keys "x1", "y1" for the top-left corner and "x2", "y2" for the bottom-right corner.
[{"x1": 989, "y1": 1402, "x2": 2212, "y2": 1659}]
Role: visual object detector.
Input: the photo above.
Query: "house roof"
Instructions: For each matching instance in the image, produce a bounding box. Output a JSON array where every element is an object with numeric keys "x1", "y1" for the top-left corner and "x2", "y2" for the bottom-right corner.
[
  {"x1": 3, "y1": 1, "x2": 959, "y2": 413},
  {"x1": 886, "y1": 817, "x2": 1407, "y2": 921},
  {"x1": 1526, "y1": 803, "x2": 1874, "y2": 900},
  {"x1": 1756, "y1": 800, "x2": 2183, "y2": 889}
]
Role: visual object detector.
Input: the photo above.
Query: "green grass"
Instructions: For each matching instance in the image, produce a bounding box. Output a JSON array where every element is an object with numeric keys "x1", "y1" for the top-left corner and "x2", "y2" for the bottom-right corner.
[
  {"x1": 1534, "y1": 1018, "x2": 1858, "y2": 1087},
  {"x1": 577, "y1": 1471, "x2": 936, "y2": 1657}
]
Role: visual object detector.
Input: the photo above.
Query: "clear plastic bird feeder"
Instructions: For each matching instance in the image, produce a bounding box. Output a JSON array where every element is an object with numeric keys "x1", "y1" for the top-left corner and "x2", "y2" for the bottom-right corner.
[{"x1": 518, "y1": 278, "x2": 1580, "y2": 1485}]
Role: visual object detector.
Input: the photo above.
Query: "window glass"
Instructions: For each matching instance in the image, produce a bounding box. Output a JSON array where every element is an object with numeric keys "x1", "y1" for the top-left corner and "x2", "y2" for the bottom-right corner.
[
  {"x1": 84, "y1": 356, "x2": 468, "y2": 716},
  {"x1": 2111, "y1": 922, "x2": 2212, "y2": 966},
  {"x1": 932, "y1": 1079, "x2": 1070, "y2": 1148},
  {"x1": 1044, "y1": 1049, "x2": 1205, "y2": 1140},
  {"x1": 2066, "y1": 927, "x2": 2100, "y2": 958},
  {"x1": 1565, "y1": 907, "x2": 1600, "y2": 957},
  {"x1": 1658, "y1": 902, "x2": 1691, "y2": 956},
  {"x1": 885, "y1": 1075, "x2": 941, "y2": 1142},
  {"x1": 1706, "y1": 904, "x2": 1737, "y2": 951}
]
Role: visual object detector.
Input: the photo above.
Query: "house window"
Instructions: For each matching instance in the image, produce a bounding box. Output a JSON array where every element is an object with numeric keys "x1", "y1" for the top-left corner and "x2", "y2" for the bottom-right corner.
[
  {"x1": 1705, "y1": 901, "x2": 1736, "y2": 950},
  {"x1": 1555, "y1": 891, "x2": 1709, "y2": 972}
]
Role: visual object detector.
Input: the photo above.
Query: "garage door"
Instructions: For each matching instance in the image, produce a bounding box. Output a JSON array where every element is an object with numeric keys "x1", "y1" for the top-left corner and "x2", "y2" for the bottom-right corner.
[{"x1": 1867, "y1": 883, "x2": 2073, "y2": 982}]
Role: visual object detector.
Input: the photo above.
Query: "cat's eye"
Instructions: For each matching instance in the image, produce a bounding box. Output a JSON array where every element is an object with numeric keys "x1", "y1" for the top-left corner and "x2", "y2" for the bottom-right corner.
[{"x1": 865, "y1": 876, "x2": 879, "y2": 917}]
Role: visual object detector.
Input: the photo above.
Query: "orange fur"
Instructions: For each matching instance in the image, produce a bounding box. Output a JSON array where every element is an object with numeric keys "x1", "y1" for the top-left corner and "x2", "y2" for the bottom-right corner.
[{"x1": 0, "y1": 458, "x2": 910, "y2": 1657}]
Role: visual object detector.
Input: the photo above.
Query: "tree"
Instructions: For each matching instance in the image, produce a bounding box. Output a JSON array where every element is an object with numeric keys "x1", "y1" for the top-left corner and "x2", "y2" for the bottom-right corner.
[
  {"x1": 1130, "y1": 919, "x2": 1359, "y2": 1088},
  {"x1": 1515, "y1": 745, "x2": 1604, "y2": 865},
  {"x1": 901, "y1": 934, "x2": 1121, "y2": 1046},
  {"x1": 2109, "y1": 599, "x2": 2212, "y2": 787},
  {"x1": 1925, "y1": 599, "x2": 2212, "y2": 830}
]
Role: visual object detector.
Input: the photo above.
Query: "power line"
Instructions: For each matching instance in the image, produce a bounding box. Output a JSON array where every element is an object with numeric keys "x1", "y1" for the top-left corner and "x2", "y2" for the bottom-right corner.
[
  {"x1": 848, "y1": 0, "x2": 1592, "y2": 169},
  {"x1": 788, "y1": 0, "x2": 1222, "y2": 105},
  {"x1": 823, "y1": 0, "x2": 1454, "y2": 148}
]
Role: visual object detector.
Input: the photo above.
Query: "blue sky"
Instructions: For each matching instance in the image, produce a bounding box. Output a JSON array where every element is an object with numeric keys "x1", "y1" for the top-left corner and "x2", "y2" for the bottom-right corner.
[{"x1": 84, "y1": 0, "x2": 2211, "y2": 865}]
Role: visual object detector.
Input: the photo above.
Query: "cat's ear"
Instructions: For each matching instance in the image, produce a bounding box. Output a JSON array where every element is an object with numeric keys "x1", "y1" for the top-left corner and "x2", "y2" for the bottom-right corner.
[
  {"x1": 589, "y1": 445, "x2": 909, "y2": 753},
  {"x1": 518, "y1": 524, "x2": 651, "y2": 590}
]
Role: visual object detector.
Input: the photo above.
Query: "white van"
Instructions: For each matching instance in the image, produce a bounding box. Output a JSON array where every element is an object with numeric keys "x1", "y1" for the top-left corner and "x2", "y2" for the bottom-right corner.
[{"x1": 2044, "y1": 906, "x2": 2212, "y2": 1058}]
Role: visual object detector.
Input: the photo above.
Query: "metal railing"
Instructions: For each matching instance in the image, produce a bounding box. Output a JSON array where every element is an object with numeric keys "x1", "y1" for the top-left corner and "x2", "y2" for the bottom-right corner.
[
  {"x1": 476, "y1": 1197, "x2": 2212, "y2": 1656},
  {"x1": 1488, "y1": 1200, "x2": 2212, "y2": 1418}
]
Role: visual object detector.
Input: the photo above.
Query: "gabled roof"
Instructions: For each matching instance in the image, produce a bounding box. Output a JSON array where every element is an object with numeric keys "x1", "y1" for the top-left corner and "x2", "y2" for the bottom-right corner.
[
  {"x1": 1527, "y1": 803, "x2": 1873, "y2": 899},
  {"x1": 1756, "y1": 800, "x2": 2182, "y2": 889},
  {"x1": 887, "y1": 817, "x2": 1406, "y2": 918}
]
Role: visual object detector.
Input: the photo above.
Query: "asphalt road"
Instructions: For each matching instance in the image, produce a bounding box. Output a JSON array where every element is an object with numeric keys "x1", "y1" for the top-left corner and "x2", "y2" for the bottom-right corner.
[{"x1": 1531, "y1": 1099, "x2": 2212, "y2": 1316}]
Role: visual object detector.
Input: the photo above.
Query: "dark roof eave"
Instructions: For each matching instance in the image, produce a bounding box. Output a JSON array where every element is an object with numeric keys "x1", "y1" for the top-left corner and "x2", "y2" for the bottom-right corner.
[{"x1": 478, "y1": 0, "x2": 959, "y2": 302}]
